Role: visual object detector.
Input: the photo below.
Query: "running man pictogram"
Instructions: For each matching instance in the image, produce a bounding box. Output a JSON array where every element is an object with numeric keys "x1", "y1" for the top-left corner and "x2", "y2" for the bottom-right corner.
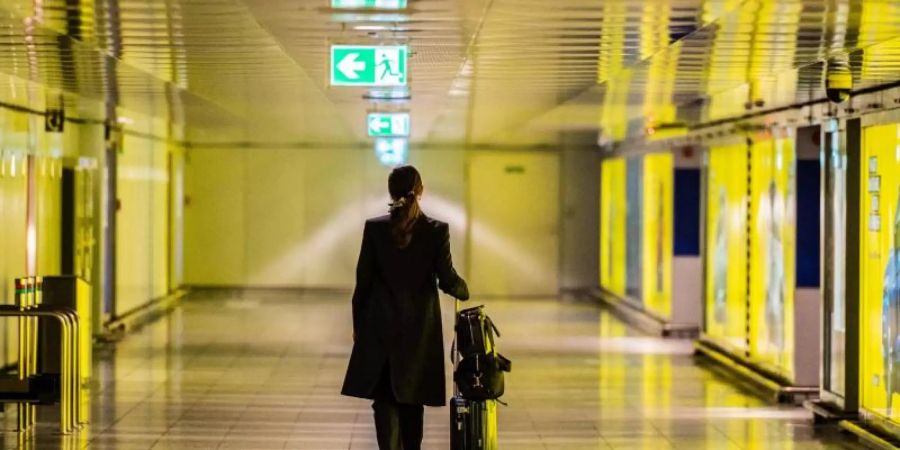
[{"x1": 378, "y1": 54, "x2": 400, "y2": 81}]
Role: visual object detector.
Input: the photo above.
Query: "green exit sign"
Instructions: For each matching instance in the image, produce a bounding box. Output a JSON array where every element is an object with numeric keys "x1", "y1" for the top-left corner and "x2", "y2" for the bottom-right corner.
[
  {"x1": 375, "y1": 138, "x2": 408, "y2": 166},
  {"x1": 368, "y1": 113, "x2": 410, "y2": 137},
  {"x1": 331, "y1": 0, "x2": 407, "y2": 9},
  {"x1": 331, "y1": 45, "x2": 408, "y2": 87}
]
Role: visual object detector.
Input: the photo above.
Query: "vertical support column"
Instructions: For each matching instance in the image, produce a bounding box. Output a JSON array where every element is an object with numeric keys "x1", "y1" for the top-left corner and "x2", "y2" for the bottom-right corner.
[
  {"x1": 559, "y1": 146, "x2": 601, "y2": 292},
  {"x1": 103, "y1": 124, "x2": 118, "y2": 321},
  {"x1": 843, "y1": 117, "x2": 862, "y2": 413},
  {"x1": 26, "y1": 156, "x2": 37, "y2": 278},
  {"x1": 794, "y1": 126, "x2": 822, "y2": 387},
  {"x1": 99, "y1": 0, "x2": 122, "y2": 324},
  {"x1": 671, "y1": 146, "x2": 702, "y2": 330},
  {"x1": 745, "y1": 137, "x2": 753, "y2": 356},
  {"x1": 14, "y1": 278, "x2": 26, "y2": 432}
]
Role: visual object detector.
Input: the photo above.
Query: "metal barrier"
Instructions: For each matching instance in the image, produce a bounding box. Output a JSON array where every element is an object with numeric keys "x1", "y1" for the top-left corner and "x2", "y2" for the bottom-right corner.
[{"x1": 0, "y1": 277, "x2": 85, "y2": 434}]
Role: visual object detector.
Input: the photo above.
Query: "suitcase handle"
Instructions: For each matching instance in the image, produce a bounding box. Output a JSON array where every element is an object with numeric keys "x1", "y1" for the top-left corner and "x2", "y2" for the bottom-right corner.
[{"x1": 452, "y1": 298, "x2": 460, "y2": 397}]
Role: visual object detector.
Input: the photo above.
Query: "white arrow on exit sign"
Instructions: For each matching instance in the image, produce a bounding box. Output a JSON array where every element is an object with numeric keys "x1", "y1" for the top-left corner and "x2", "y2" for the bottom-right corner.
[{"x1": 337, "y1": 53, "x2": 366, "y2": 80}]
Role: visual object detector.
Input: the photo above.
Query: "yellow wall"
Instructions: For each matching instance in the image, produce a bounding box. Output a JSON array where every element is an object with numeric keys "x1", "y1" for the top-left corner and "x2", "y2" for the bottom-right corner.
[
  {"x1": 600, "y1": 158, "x2": 627, "y2": 296},
  {"x1": 0, "y1": 74, "x2": 178, "y2": 344},
  {"x1": 0, "y1": 107, "x2": 70, "y2": 365},
  {"x1": 641, "y1": 153, "x2": 674, "y2": 319},
  {"x1": 0, "y1": 146, "x2": 28, "y2": 366},
  {"x1": 705, "y1": 143, "x2": 749, "y2": 351},
  {"x1": 860, "y1": 122, "x2": 900, "y2": 421},
  {"x1": 36, "y1": 155, "x2": 63, "y2": 277},
  {"x1": 116, "y1": 134, "x2": 170, "y2": 316},
  {"x1": 747, "y1": 135, "x2": 796, "y2": 378}
]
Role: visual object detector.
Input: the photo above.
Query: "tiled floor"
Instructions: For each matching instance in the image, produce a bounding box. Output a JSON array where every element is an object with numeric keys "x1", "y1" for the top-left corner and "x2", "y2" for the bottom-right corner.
[{"x1": 3, "y1": 290, "x2": 863, "y2": 449}]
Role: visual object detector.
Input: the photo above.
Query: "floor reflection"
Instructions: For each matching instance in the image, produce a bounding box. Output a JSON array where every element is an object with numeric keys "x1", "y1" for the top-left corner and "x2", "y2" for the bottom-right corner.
[{"x1": 0, "y1": 290, "x2": 863, "y2": 449}]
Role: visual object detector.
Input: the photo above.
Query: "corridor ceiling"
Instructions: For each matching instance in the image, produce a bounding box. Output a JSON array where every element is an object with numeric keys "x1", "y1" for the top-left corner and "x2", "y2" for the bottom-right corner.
[{"x1": 0, "y1": 0, "x2": 898, "y2": 146}]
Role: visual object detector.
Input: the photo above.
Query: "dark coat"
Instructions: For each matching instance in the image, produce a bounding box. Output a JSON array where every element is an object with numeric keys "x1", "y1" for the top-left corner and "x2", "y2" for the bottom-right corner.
[{"x1": 341, "y1": 214, "x2": 469, "y2": 407}]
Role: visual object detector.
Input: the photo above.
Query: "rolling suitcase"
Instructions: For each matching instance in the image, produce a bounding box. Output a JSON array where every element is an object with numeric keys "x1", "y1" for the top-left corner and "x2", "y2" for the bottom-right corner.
[
  {"x1": 450, "y1": 300, "x2": 500, "y2": 450},
  {"x1": 450, "y1": 395, "x2": 497, "y2": 450}
]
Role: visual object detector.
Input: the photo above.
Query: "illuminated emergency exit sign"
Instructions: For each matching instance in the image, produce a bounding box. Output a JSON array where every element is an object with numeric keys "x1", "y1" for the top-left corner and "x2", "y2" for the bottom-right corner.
[
  {"x1": 331, "y1": 0, "x2": 407, "y2": 9},
  {"x1": 331, "y1": 45, "x2": 408, "y2": 87},
  {"x1": 375, "y1": 138, "x2": 408, "y2": 166},
  {"x1": 368, "y1": 112, "x2": 410, "y2": 137}
]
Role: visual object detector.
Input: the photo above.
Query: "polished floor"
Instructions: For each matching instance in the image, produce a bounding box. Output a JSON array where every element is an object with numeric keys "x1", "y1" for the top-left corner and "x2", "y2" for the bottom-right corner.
[{"x1": 1, "y1": 290, "x2": 864, "y2": 449}]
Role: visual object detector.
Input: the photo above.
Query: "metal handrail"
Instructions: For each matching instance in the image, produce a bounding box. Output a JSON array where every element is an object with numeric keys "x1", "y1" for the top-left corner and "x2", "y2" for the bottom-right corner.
[{"x1": 0, "y1": 304, "x2": 83, "y2": 433}]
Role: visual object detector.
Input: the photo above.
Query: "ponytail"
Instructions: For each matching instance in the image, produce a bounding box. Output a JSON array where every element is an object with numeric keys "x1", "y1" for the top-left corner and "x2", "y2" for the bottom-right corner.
[{"x1": 388, "y1": 166, "x2": 423, "y2": 248}]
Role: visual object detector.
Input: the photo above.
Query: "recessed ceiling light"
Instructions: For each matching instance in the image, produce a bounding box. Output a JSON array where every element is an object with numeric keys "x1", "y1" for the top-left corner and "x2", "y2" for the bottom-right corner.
[
  {"x1": 365, "y1": 89, "x2": 411, "y2": 102},
  {"x1": 354, "y1": 25, "x2": 389, "y2": 31}
]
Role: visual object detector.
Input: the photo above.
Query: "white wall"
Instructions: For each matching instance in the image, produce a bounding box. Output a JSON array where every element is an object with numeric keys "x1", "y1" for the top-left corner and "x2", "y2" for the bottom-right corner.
[
  {"x1": 184, "y1": 147, "x2": 469, "y2": 288},
  {"x1": 468, "y1": 151, "x2": 561, "y2": 297},
  {"x1": 183, "y1": 146, "x2": 604, "y2": 295}
]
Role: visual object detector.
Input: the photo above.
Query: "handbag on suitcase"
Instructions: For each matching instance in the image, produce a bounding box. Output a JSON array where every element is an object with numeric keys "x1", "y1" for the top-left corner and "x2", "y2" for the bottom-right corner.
[{"x1": 450, "y1": 301, "x2": 509, "y2": 450}]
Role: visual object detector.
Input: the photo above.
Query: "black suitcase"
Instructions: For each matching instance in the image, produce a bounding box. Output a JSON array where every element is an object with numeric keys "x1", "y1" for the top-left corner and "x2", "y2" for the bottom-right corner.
[
  {"x1": 450, "y1": 300, "x2": 499, "y2": 450},
  {"x1": 450, "y1": 395, "x2": 497, "y2": 450}
]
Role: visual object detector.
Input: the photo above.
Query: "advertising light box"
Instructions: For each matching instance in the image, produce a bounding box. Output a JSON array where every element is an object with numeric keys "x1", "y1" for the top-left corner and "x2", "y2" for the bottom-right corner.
[
  {"x1": 747, "y1": 136, "x2": 796, "y2": 378},
  {"x1": 641, "y1": 153, "x2": 674, "y2": 320},
  {"x1": 600, "y1": 158, "x2": 627, "y2": 296},
  {"x1": 704, "y1": 144, "x2": 749, "y2": 351},
  {"x1": 860, "y1": 122, "x2": 900, "y2": 421}
]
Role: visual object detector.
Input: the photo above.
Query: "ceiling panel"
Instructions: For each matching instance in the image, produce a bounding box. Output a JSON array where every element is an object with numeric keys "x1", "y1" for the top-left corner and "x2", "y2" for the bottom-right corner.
[{"x1": 0, "y1": 0, "x2": 893, "y2": 148}]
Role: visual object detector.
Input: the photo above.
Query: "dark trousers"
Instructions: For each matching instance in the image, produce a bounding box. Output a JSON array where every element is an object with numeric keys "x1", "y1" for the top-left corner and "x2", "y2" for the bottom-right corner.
[{"x1": 371, "y1": 363, "x2": 424, "y2": 450}]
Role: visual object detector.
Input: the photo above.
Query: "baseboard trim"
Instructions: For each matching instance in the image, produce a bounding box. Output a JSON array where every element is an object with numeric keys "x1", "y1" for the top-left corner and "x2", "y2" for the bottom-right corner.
[
  {"x1": 694, "y1": 338, "x2": 818, "y2": 404},
  {"x1": 804, "y1": 399, "x2": 858, "y2": 424},
  {"x1": 101, "y1": 288, "x2": 189, "y2": 341},
  {"x1": 589, "y1": 288, "x2": 699, "y2": 338},
  {"x1": 839, "y1": 420, "x2": 900, "y2": 450}
]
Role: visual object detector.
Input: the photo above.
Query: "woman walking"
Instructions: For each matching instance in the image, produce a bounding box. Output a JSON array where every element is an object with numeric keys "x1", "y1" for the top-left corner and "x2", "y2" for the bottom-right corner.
[{"x1": 341, "y1": 165, "x2": 469, "y2": 450}]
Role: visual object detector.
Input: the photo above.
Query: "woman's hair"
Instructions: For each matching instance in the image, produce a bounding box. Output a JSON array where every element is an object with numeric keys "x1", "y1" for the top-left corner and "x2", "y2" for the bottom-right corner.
[{"x1": 388, "y1": 165, "x2": 424, "y2": 248}]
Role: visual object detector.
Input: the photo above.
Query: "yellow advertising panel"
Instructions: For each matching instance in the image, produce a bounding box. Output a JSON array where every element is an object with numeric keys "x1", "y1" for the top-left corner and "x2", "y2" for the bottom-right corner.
[
  {"x1": 860, "y1": 122, "x2": 900, "y2": 421},
  {"x1": 705, "y1": 144, "x2": 748, "y2": 351},
  {"x1": 642, "y1": 153, "x2": 673, "y2": 319},
  {"x1": 748, "y1": 134, "x2": 796, "y2": 378},
  {"x1": 601, "y1": 158, "x2": 627, "y2": 296}
]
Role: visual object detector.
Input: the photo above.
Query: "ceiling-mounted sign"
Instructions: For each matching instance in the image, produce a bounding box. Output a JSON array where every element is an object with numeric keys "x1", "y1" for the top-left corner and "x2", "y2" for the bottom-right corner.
[
  {"x1": 331, "y1": 0, "x2": 407, "y2": 9},
  {"x1": 45, "y1": 108, "x2": 65, "y2": 132},
  {"x1": 375, "y1": 138, "x2": 408, "y2": 166},
  {"x1": 331, "y1": 45, "x2": 408, "y2": 87},
  {"x1": 368, "y1": 112, "x2": 410, "y2": 137}
]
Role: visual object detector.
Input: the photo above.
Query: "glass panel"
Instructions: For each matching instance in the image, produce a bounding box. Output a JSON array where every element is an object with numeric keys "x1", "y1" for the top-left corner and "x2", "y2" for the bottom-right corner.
[
  {"x1": 823, "y1": 123, "x2": 847, "y2": 396},
  {"x1": 626, "y1": 157, "x2": 644, "y2": 301}
]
